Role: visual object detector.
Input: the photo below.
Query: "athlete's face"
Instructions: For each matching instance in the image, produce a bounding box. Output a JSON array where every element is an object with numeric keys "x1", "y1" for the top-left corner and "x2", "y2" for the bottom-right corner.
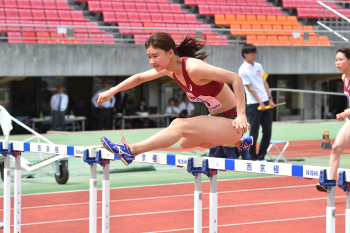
[
  {"x1": 335, "y1": 52, "x2": 350, "y2": 72},
  {"x1": 244, "y1": 51, "x2": 257, "y2": 63},
  {"x1": 146, "y1": 46, "x2": 172, "y2": 72}
]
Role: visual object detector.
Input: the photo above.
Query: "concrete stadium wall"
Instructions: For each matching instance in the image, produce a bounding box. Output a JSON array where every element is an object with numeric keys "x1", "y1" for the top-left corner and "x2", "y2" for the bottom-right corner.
[{"x1": 0, "y1": 43, "x2": 340, "y2": 77}]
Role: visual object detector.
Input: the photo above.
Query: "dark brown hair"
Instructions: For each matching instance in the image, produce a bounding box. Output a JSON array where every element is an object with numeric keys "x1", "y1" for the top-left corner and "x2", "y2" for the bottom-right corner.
[
  {"x1": 337, "y1": 46, "x2": 350, "y2": 59},
  {"x1": 145, "y1": 32, "x2": 208, "y2": 60}
]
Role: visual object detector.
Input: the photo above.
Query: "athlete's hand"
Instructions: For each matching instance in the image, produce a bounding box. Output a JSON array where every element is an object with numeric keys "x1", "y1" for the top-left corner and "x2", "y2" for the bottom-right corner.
[
  {"x1": 268, "y1": 99, "x2": 275, "y2": 109},
  {"x1": 232, "y1": 114, "x2": 251, "y2": 134},
  {"x1": 336, "y1": 111, "x2": 348, "y2": 121},
  {"x1": 97, "y1": 90, "x2": 114, "y2": 105}
]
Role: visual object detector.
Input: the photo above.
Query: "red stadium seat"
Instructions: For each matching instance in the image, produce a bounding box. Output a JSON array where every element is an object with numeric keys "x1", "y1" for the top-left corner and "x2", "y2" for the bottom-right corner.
[
  {"x1": 119, "y1": 22, "x2": 132, "y2": 34},
  {"x1": 127, "y1": 12, "x2": 140, "y2": 23},
  {"x1": 230, "y1": 6, "x2": 241, "y2": 14},
  {"x1": 103, "y1": 12, "x2": 116, "y2": 23},
  {"x1": 163, "y1": 13, "x2": 175, "y2": 23},
  {"x1": 6, "y1": 19, "x2": 21, "y2": 32},
  {"x1": 112, "y1": 2, "x2": 124, "y2": 11},
  {"x1": 18, "y1": 9, "x2": 32, "y2": 20},
  {"x1": 150, "y1": 14, "x2": 163, "y2": 23},
  {"x1": 0, "y1": 20, "x2": 6, "y2": 32},
  {"x1": 33, "y1": 20, "x2": 48, "y2": 32},
  {"x1": 102, "y1": 34, "x2": 115, "y2": 44},
  {"x1": 185, "y1": 14, "x2": 198, "y2": 24},
  {"x1": 73, "y1": 21, "x2": 87, "y2": 34},
  {"x1": 30, "y1": 0, "x2": 44, "y2": 10},
  {"x1": 23, "y1": 31, "x2": 36, "y2": 43},
  {"x1": 158, "y1": 3, "x2": 171, "y2": 13},
  {"x1": 58, "y1": 10, "x2": 71, "y2": 21},
  {"x1": 175, "y1": 14, "x2": 186, "y2": 24},
  {"x1": 135, "y1": 3, "x2": 148, "y2": 12},
  {"x1": 209, "y1": 5, "x2": 220, "y2": 15},
  {"x1": 139, "y1": 12, "x2": 151, "y2": 22},
  {"x1": 91, "y1": 34, "x2": 102, "y2": 44},
  {"x1": 130, "y1": 22, "x2": 143, "y2": 34},
  {"x1": 5, "y1": 9, "x2": 19, "y2": 20},
  {"x1": 124, "y1": 2, "x2": 136, "y2": 12},
  {"x1": 17, "y1": 0, "x2": 30, "y2": 9},
  {"x1": 75, "y1": 33, "x2": 89, "y2": 43},
  {"x1": 31, "y1": 9, "x2": 46, "y2": 20},
  {"x1": 147, "y1": 3, "x2": 159, "y2": 13},
  {"x1": 170, "y1": 4, "x2": 184, "y2": 14},
  {"x1": 44, "y1": 10, "x2": 60, "y2": 21},
  {"x1": 115, "y1": 12, "x2": 128, "y2": 23},
  {"x1": 89, "y1": 2, "x2": 102, "y2": 13},
  {"x1": 20, "y1": 19, "x2": 34, "y2": 32},
  {"x1": 100, "y1": 2, "x2": 112, "y2": 12},
  {"x1": 260, "y1": 6, "x2": 272, "y2": 15},
  {"x1": 240, "y1": 6, "x2": 251, "y2": 15},
  {"x1": 4, "y1": 0, "x2": 17, "y2": 8},
  {"x1": 220, "y1": 5, "x2": 231, "y2": 15},
  {"x1": 251, "y1": 6, "x2": 262, "y2": 15},
  {"x1": 71, "y1": 11, "x2": 88, "y2": 22},
  {"x1": 47, "y1": 20, "x2": 59, "y2": 32},
  {"x1": 198, "y1": 5, "x2": 210, "y2": 15},
  {"x1": 56, "y1": 1, "x2": 73, "y2": 11},
  {"x1": 43, "y1": 0, "x2": 56, "y2": 10},
  {"x1": 37, "y1": 32, "x2": 52, "y2": 43},
  {"x1": 7, "y1": 32, "x2": 22, "y2": 43},
  {"x1": 134, "y1": 34, "x2": 147, "y2": 44},
  {"x1": 86, "y1": 22, "x2": 102, "y2": 34}
]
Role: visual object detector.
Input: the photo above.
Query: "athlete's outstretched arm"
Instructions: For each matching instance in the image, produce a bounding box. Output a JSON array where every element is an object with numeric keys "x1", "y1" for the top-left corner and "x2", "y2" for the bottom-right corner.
[
  {"x1": 185, "y1": 59, "x2": 249, "y2": 133},
  {"x1": 97, "y1": 69, "x2": 171, "y2": 104}
]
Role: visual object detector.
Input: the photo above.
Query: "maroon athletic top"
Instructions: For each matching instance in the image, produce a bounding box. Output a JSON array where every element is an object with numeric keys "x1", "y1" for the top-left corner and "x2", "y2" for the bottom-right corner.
[
  {"x1": 344, "y1": 78, "x2": 350, "y2": 104},
  {"x1": 172, "y1": 57, "x2": 224, "y2": 99}
]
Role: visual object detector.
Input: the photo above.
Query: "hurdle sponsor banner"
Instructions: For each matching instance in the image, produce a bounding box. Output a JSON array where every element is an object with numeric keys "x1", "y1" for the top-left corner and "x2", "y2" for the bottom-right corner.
[
  {"x1": 11, "y1": 141, "x2": 25, "y2": 151},
  {"x1": 21, "y1": 142, "x2": 75, "y2": 156},
  {"x1": 302, "y1": 165, "x2": 331, "y2": 179},
  {"x1": 175, "y1": 154, "x2": 198, "y2": 167},
  {"x1": 133, "y1": 152, "x2": 167, "y2": 165},
  {"x1": 234, "y1": 160, "x2": 292, "y2": 176},
  {"x1": 98, "y1": 149, "x2": 115, "y2": 160},
  {"x1": 74, "y1": 146, "x2": 92, "y2": 157},
  {"x1": 207, "y1": 157, "x2": 226, "y2": 170}
]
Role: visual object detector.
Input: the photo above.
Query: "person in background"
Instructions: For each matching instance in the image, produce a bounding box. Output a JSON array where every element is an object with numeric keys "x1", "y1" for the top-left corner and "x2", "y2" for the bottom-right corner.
[
  {"x1": 133, "y1": 97, "x2": 157, "y2": 128},
  {"x1": 178, "y1": 94, "x2": 195, "y2": 118},
  {"x1": 91, "y1": 80, "x2": 116, "y2": 130},
  {"x1": 238, "y1": 44, "x2": 275, "y2": 161},
  {"x1": 50, "y1": 85, "x2": 69, "y2": 131},
  {"x1": 114, "y1": 90, "x2": 129, "y2": 114},
  {"x1": 165, "y1": 98, "x2": 179, "y2": 123}
]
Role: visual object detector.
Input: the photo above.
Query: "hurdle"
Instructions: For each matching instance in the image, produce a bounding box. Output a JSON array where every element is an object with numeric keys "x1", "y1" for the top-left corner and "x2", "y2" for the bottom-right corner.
[
  {"x1": 338, "y1": 168, "x2": 350, "y2": 233},
  {"x1": 1, "y1": 139, "x2": 345, "y2": 233},
  {"x1": 196, "y1": 157, "x2": 337, "y2": 233}
]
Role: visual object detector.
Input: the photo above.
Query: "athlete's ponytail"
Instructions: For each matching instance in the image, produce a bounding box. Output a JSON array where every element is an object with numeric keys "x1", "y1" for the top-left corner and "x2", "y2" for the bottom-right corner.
[
  {"x1": 337, "y1": 46, "x2": 350, "y2": 59},
  {"x1": 145, "y1": 32, "x2": 208, "y2": 60}
]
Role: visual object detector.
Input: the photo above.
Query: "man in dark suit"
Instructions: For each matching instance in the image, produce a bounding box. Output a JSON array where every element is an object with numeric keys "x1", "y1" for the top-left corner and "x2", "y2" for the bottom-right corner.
[
  {"x1": 133, "y1": 97, "x2": 156, "y2": 128},
  {"x1": 113, "y1": 91, "x2": 129, "y2": 114}
]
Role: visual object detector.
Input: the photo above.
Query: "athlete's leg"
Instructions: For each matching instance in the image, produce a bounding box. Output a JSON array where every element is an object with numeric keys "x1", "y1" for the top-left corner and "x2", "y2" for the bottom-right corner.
[
  {"x1": 329, "y1": 120, "x2": 350, "y2": 179},
  {"x1": 129, "y1": 115, "x2": 242, "y2": 155}
]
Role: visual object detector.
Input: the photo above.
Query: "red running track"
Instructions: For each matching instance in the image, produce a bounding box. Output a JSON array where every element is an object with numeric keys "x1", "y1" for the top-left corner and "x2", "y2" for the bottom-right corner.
[{"x1": 0, "y1": 176, "x2": 348, "y2": 233}]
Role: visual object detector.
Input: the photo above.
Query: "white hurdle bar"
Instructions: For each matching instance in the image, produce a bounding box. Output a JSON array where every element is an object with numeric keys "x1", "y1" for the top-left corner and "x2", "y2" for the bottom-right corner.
[{"x1": 203, "y1": 157, "x2": 336, "y2": 233}]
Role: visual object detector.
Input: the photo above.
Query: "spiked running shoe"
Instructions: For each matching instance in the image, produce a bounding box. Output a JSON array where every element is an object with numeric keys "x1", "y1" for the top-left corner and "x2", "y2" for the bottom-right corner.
[
  {"x1": 238, "y1": 136, "x2": 253, "y2": 151},
  {"x1": 101, "y1": 136, "x2": 135, "y2": 166},
  {"x1": 316, "y1": 183, "x2": 327, "y2": 193}
]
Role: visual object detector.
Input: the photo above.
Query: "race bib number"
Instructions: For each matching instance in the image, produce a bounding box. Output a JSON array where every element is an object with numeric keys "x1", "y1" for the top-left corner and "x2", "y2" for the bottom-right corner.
[{"x1": 186, "y1": 94, "x2": 222, "y2": 111}]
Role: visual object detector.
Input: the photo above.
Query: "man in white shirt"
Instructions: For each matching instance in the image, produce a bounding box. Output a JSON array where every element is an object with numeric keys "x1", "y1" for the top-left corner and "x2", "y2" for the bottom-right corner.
[
  {"x1": 91, "y1": 80, "x2": 116, "y2": 130},
  {"x1": 178, "y1": 94, "x2": 195, "y2": 118},
  {"x1": 50, "y1": 85, "x2": 69, "y2": 131},
  {"x1": 238, "y1": 44, "x2": 275, "y2": 161}
]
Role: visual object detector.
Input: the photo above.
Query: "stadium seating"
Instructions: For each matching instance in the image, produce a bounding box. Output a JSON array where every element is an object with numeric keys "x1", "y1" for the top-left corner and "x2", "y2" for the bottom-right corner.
[{"x1": 0, "y1": 0, "x2": 115, "y2": 43}]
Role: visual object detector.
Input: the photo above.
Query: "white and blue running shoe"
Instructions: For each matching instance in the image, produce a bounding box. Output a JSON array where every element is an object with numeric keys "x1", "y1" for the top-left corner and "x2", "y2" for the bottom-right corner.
[
  {"x1": 101, "y1": 136, "x2": 135, "y2": 166},
  {"x1": 238, "y1": 136, "x2": 253, "y2": 151}
]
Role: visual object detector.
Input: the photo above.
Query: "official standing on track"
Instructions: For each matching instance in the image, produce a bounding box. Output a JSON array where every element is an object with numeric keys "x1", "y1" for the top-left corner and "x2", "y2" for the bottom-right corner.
[
  {"x1": 50, "y1": 85, "x2": 69, "y2": 131},
  {"x1": 92, "y1": 80, "x2": 116, "y2": 130},
  {"x1": 238, "y1": 44, "x2": 275, "y2": 161}
]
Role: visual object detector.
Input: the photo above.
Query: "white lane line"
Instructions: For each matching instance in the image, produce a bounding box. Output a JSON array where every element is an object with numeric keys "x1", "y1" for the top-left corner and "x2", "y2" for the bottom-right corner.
[
  {"x1": 144, "y1": 214, "x2": 346, "y2": 233},
  {"x1": 12, "y1": 196, "x2": 345, "y2": 227},
  {"x1": 0, "y1": 184, "x2": 316, "y2": 211}
]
